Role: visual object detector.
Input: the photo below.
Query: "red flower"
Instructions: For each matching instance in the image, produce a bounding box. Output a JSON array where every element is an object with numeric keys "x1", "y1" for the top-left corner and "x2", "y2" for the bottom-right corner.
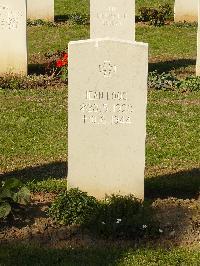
[
  {"x1": 62, "y1": 53, "x2": 68, "y2": 65},
  {"x1": 56, "y1": 59, "x2": 63, "y2": 68},
  {"x1": 56, "y1": 52, "x2": 68, "y2": 68}
]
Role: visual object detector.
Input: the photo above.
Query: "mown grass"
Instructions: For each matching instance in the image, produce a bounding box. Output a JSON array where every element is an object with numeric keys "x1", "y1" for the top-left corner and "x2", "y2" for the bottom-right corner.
[
  {"x1": 28, "y1": 24, "x2": 197, "y2": 78},
  {"x1": 28, "y1": 23, "x2": 197, "y2": 60},
  {"x1": 1, "y1": 89, "x2": 199, "y2": 190},
  {"x1": 0, "y1": 245, "x2": 200, "y2": 266},
  {"x1": 0, "y1": 88, "x2": 67, "y2": 172},
  {"x1": 55, "y1": 0, "x2": 175, "y2": 17}
]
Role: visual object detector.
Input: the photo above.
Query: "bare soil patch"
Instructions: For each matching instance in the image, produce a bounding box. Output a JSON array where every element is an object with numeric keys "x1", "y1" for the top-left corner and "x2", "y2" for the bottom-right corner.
[{"x1": 0, "y1": 192, "x2": 199, "y2": 249}]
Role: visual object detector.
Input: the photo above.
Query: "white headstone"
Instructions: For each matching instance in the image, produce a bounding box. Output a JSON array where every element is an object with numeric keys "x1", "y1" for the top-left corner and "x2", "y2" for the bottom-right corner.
[
  {"x1": 0, "y1": 0, "x2": 27, "y2": 75},
  {"x1": 196, "y1": 0, "x2": 200, "y2": 75},
  {"x1": 27, "y1": 0, "x2": 54, "y2": 21},
  {"x1": 68, "y1": 39, "x2": 148, "y2": 199},
  {"x1": 90, "y1": 0, "x2": 135, "y2": 40},
  {"x1": 174, "y1": 0, "x2": 198, "y2": 22}
]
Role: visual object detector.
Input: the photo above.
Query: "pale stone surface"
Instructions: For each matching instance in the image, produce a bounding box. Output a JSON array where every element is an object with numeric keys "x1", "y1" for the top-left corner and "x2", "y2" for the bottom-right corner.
[
  {"x1": 90, "y1": 0, "x2": 135, "y2": 40},
  {"x1": 27, "y1": 0, "x2": 54, "y2": 21},
  {"x1": 174, "y1": 0, "x2": 198, "y2": 22},
  {"x1": 196, "y1": 0, "x2": 200, "y2": 75},
  {"x1": 68, "y1": 39, "x2": 148, "y2": 200},
  {"x1": 0, "y1": 0, "x2": 27, "y2": 75}
]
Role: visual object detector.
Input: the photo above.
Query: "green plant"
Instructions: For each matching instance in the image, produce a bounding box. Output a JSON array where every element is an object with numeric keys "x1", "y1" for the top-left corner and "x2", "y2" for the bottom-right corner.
[
  {"x1": 88, "y1": 194, "x2": 158, "y2": 239},
  {"x1": 48, "y1": 188, "x2": 98, "y2": 225},
  {"x1": 44, "y1": 50, "x2": 68, "y2": 82},
  {"x1": 139, "y1": 4, "x2": 172, "y2": 26},
  {"x1": 69, "y1": 13, "x2": 89, "y2": 25},
  {"x1": 48, "y1": 189, "x2": 158, "y2": 239},
  {"x1": 148, "y1": 71, "x2": 179, "y2": 90},
  {"x1": 0, "y1": 178, "x2": 31, "y2": 219},
  {"x1": 179, "y1": 76, "x2": 200, "y2": 91}
]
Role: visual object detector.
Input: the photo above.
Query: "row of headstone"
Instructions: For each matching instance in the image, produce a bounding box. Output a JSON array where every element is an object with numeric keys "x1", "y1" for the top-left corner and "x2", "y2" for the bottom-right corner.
[
  {"x1": 68, "y1": 0, "x2": 147, "y2": 199},
  {"x1": 0, "y1": 0, "x2": 200, "y2": 75}
]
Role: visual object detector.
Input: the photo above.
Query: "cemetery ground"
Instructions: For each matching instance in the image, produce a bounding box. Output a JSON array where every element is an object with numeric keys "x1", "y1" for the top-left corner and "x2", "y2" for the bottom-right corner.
[{"x1": 0, "y1": 0, "x2": 200, "y2": 265}]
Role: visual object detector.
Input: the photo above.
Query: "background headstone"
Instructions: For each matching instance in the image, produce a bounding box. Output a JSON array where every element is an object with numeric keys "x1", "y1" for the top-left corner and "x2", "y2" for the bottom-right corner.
[
  {"x1": 0, "y1": 0, "x2": 27, "y2": 75},
  {"x1": 68, "y1": 39, "x2": 148, "y2": 199},
  {"x1": 27, "y1": 0, "x2": 54, "y2": 21},
  {"x1": 174, "y1": 0, "x2": 198, "y2": 22},
  {"x1": 90, "y1": 0, "x2": 135, "y2": 40}
]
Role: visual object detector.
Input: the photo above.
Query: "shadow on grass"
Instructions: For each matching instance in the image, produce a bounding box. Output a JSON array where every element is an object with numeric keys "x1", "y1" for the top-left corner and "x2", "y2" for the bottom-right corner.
[
  {"x1": 55, "y1": 14, "x2": 71, "y2": 22},
  {"x1": 1, "y1": 241, "x2": 200, "y2": 265},
  {"x1": 145, "y1": 168, "x2": 200, "y2": 200},
  {"x1": 0, "y1": 244, "x2": 135, "y2": 266},
  {"x1": 1, "y1": 162, "x2": 199, "y2": 199},
  {"x1": 149, "y1": 58, "x2": 196, "y2": 73},
  {"x1": 28, "y1": 63, "x2": 46, "y2": 75},
  {"x1": 0, "y1": 161, "x2": 67, "y2": 182}
]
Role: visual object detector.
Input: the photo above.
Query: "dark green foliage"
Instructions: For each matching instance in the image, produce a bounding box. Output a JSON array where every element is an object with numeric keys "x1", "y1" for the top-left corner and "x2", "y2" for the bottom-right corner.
[
  {"x1": 179, "y1": 76, "x2": 200, "y2": 91},
  {"x1": 69, "y1": 13, "x2": 89, "y2": 25},
  {"x1": 148, "y1": 71, "x2": 179, "y2": 91},
  {"x1": 48, "y1": 188, "x2": 99, "y2": 225},
  {"x1": 0, "y1": 178, "x2": 31, "y2": 219},
  {"x1": 87, "y1": 195, "x2": 158, "y2": 239},
  {"x1": 148, "y1": 71, "x2": 200, "y2": 91},
  {"x1": 139, "y1": 4, "x2": 172, "y2": 26},
  {"x1": 48, "y1": 189, "x2": 158, "y2": 239}
]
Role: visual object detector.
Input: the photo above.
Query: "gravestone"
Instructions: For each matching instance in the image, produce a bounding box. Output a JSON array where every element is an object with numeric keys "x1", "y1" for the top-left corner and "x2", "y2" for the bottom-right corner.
[
  {"x1": 0, "y1": 0, "x2": 27, "y2": 75},
  {"x1": 68, "y1": 0, "x2": 148, "y2": 200},
  {"x1": 90, "y1": 0, "x2": 135, "y2": 40},
  {"x1": 27, "y1": 0, "x2": 54, "y2": 21},
  {"x1": 196, "y1": 0, "x2": 200, "y2": 75},
  {"x1": 174, "y1": 0, "x2": 198, "y2": 22}
]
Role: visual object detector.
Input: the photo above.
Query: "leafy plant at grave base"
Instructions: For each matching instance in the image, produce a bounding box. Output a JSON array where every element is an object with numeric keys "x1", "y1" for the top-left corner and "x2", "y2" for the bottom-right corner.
[
  {"x1": 179, "y1": 76, "x2": 200, "y2": 91},
  {"x1": 45, "y1": 50, "x2": 68, "y2": 82},
  {"x1": 87, "y1": 194, "x2": 158, "y2": 239},
  {"x1": 27, "y1": 19, "x2": 56, "y2": 27},
  {"x1": 139, "y1": 4, "x2": 172, "y2": 26},
  {"x1": 148, "y1": 70, "x2": 179, "y2": 91},
  {"x1": 0, "y1": 178, "x2": 31, "y2": 220},
  {"x1": 47, "y1": 188, "x2": 99, "y2": 225},
  {"x1": 48, "y1": 189, "x2": 159, "y2": 239}
]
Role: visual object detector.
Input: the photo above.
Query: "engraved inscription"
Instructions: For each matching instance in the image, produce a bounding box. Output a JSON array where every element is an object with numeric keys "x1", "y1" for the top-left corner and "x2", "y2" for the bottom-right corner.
[
  {"x1": 99, "y1": 61, "x2": 117, "y2": 78},
  {"x1": 96, "y1": 6, "x2": 128, "y2": 27},
  {"x1": 80, "y1": 90, "x2": 134, "y2": 126},
  {"x1": 0, "y1": 5, "x2": 22, "y2": 30}
]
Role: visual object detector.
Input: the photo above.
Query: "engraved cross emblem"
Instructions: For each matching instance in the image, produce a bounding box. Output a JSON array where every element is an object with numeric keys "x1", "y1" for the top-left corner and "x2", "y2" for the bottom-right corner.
[{"x1": 99, "y1": 60, "x2": 117, "y2": 78}]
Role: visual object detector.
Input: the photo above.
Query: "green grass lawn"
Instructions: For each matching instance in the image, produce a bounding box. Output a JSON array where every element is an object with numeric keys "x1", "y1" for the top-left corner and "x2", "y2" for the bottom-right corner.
[
  {"x1": 0, "y1": 0, "x2": 200, "y2": 264},
  {"x1": 55, "y1": 0, "x2": 175, "y2": 16},
  {"x1": 1, "y1": 245, "x2": 200, "y2": 266}
]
